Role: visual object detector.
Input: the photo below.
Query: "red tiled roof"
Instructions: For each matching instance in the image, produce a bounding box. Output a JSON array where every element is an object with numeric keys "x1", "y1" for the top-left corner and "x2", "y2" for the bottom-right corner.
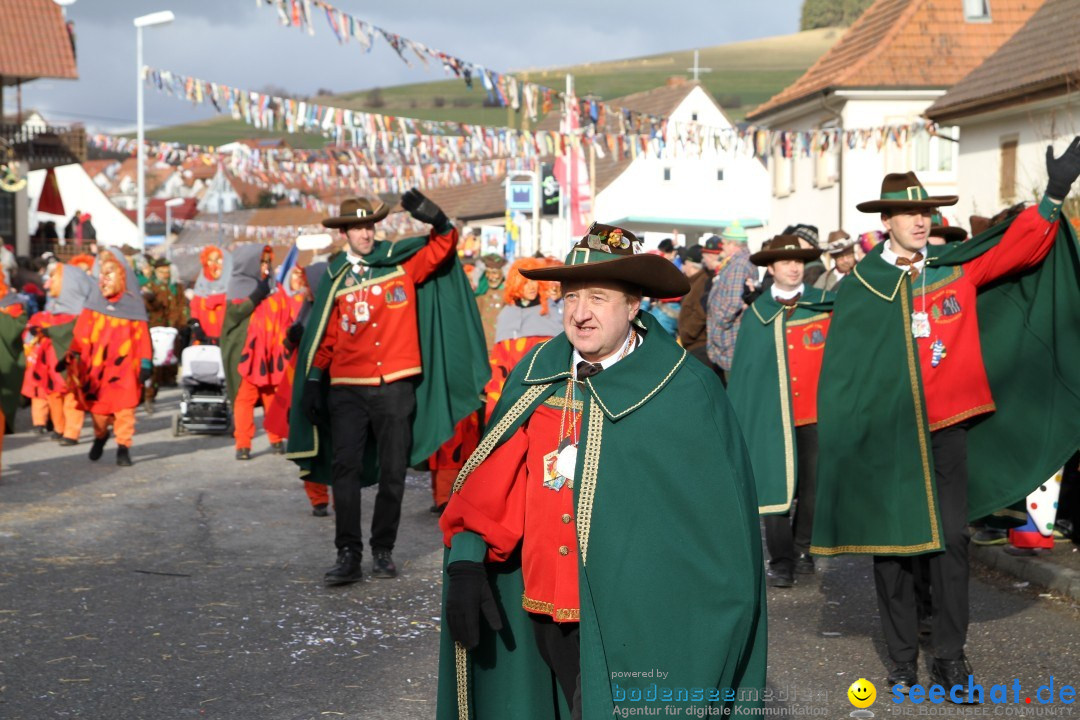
[
  {"x1": 0, "y1": 0, "x2": 78, "y2": 83},
  {"x1": 926, "y1": 0, "x2": 1080, "y2": 120},
  {"x1": 747, "y1": 0, "x2": 1045, "y2": 120}
]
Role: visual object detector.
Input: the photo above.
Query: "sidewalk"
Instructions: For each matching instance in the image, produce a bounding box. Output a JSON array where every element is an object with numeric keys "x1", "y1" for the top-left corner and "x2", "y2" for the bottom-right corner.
[{"x1": 971, "y1": 536, "x2": 1080, "y2": 603}]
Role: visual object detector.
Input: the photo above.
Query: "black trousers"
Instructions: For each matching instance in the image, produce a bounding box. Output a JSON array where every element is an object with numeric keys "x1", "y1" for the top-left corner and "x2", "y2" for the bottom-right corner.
[
  {"x1": 873, "y1": 423, "x2": 970, "y2": 663},
  {"x1": 328, "y1": 382, "x2": 415, "y2": 555},
  {"x1": 531, "y1": 614, "x2": 582, "y2": 720},
  {"x1": 764, "y1": 424, "x2": 819, "y2": 571}
]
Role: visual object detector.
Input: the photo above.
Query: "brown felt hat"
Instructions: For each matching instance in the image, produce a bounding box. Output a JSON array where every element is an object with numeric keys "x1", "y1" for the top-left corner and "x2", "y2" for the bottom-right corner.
[
  {"x1": 322, "y1": 197, "x2": 390, "y2": 229},
  {"x1": 749, "y1": 235, "x2": 822, "y2": 267},
  {"x1": 824, "y1": 230, "x2": 855, "y2": 255},
  {"x1": 518, "y1": 222, "x2": 689, "y2": 298},
  {"x1": 856, "y1": 172, "x2": 958, "y2": 213}
]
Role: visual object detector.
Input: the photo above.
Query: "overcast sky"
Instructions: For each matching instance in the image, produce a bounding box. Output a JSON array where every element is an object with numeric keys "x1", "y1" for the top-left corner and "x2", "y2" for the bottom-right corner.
[{"x1": 12, "y1": 0, "x2": 803, "y2": 133}]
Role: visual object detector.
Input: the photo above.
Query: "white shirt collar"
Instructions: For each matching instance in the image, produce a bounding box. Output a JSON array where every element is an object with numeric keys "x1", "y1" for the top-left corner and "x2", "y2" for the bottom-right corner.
[
  {"x1": 770, "y1": 283, "x2": 805, "y2": 301},
  {"x1": 880, "y1": 242, "x2": 926, "y2": 273},
  {"x1": 572, "y1": 327, "x2": 640, "y2": 379}
]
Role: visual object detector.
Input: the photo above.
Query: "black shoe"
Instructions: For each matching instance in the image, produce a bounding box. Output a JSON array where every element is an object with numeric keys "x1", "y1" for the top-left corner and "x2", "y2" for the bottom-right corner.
[
  {"x1": 372, "y1": 548, "x2": 397, "y2": 579},
  {"x1": 324, "y1": 548, "x2": 363, "y2": 586},
  {"x1": 59, "y1": 437, "x2": 78, "y2": 447},
  {"x1": 50, "y1": 431, "x2": 63, "y2": 441},
  {"x1": 88, "y1": 432, "x2": 109, "y2": 461},
  {"x1": 766, "y1": 567, "x2": 794, "y2": 588},
  {"x1": 116, "y1": 446, "x2": 132, "y2": 467},
  {"x1": 930, "y1": 656, "x2": 975, "y2": 703},
  {"x1": 312, "y1": 504, "x2": 329, "y2": 517},
  {"x1": 887, "y1": 661, "x2": 918, "y2": 694},
  {"x1": 271, "y1": 441, "x2": 286, "y2": 455},
  {"x1": 429, "y1": 502, "x2": 447, "y2": 516},
  {"x1": 236, "y1": 448, "x2": 251, "y2": 461},
  {"x1": 33, "y1": 426, "x2": 48, "y2": 436},
  {"x1": 795, "y1": 553, "x2": 815, "y2": 575},
  {"x1": 919, "y1": 615, "x2": 933, "y2": 638}
]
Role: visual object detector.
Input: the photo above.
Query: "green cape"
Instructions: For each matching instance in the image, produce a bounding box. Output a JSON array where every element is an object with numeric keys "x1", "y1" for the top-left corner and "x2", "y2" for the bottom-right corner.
[
  {"x1": 0, "y1": 311, "x2": 28, "y2": 431},
  {"x1": 286, "y1": 236, "x2": 489, "y2": 483},
  {"x1": 220, "y1": 299, "x2": 254, "y2": 403},
  {"x1": 814, "y1": 210, "x2": 1080, "y2": 555},
  {"x1": 438, "y1": 311, "x2": 767, "y2": 719},
  {"x1": 727, "y1": 288, "x2": 834, "y2": 514}
]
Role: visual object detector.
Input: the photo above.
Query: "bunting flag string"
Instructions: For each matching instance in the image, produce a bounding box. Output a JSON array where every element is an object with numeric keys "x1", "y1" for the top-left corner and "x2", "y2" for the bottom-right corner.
[
  {"x1": 87, "y1": 133, "x2": 540, "y2": 202},
  {"x1": 143, "y1": 66, "x2": 939, "y2": 166},
  {"x1": 173, "y1": 210, "x2": 427, "y2": 247}
]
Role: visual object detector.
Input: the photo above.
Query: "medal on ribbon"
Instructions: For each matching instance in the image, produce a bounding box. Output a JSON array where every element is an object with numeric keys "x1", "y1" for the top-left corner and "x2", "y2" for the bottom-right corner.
[{"x1": 354, "y1": 301, "x2": 370, "y2": 323}]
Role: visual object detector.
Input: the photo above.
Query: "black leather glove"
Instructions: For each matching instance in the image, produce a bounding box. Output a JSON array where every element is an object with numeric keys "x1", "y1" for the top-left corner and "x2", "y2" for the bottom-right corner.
[
  {"x1": 401, "y1": 188, "x2": 449, "y2": 229},
  {"x1": 1045, "y1": 137, "x2": 1080, "y2": 200},
  {"x1": 301, "y1": 377, "x2": 326, "y2": 426},
  {"x1": 445, "y1": 561, "x2": 503, "y2": 650},
  {"x1": 139, "y1": 365, "x2": 152, "y2": 385},
  {"x1": 188, "y1": 319, "x2": 207, "y2": 344},
  {"x1": 249, "y1": 275, "x2": 272, "y2": 306},
  {"x1": 284, "y1": 322, "x2": 305, "y2": 352}
]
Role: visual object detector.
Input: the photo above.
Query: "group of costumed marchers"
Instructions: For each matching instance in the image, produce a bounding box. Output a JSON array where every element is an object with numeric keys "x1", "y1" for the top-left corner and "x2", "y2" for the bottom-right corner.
[
  {"x1": 21, "y1": 262, "x2": 96, "y2": 444},
  {"x1": 65, "y1": 249, "x2": 153, "y2": 467}
]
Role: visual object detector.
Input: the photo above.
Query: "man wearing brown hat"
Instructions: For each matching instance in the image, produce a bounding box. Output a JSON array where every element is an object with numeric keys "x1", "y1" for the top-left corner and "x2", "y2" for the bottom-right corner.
[
  {"x1": 814, "y1": 230, "x2": 856, "y2": 291},
  {"x1": 728, "y1": 236, "x2": 832, "y2": 589},
  {"x1": 437, "y1": 223, "x2": 766, "y2": 719},
  {"x1": 814, "y1": 140, "x2": 1080, "y2": 696},
  {"x1": 474, "y1": 253, "x2": 507, "y2": 348},
  {"x1": 287, "y1": 191, "x2": 489, "y2": 585}
]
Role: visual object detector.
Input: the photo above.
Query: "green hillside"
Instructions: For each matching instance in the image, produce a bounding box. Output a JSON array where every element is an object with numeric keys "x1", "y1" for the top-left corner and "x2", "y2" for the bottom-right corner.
[{"x1": 144, "y1": 27, "x2": 841, "y2": 147}]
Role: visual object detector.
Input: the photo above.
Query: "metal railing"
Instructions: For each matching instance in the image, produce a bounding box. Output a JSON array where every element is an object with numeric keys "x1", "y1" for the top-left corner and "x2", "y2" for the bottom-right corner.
[{"x1": 0, "y1": 123, "x2": 86, "y2": 170}]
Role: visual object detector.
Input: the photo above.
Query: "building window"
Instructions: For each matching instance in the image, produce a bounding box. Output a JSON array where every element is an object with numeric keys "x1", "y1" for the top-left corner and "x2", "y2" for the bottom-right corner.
[
  {"x1": 772, "y1": 147, "x2": 794, "y2": 198},
  {"x1": 663, "y1": 167, "x2": 671, "y2": 181},
  {"x1": 716, "y1": 169, "x2": 724, "y2": 182},
  {"x1": 910, "y1": 125, "x2": 959, "y2": 176},
  {"x1": 964, "y1": 0, "x2": 991, "y2": 21},
  {"x1": 1000, "y1": 136, "x2": 1018, "y2": 204},
  {"x1": 691, "y1": 112, "x2": 699, "y2": 122},
  {"x1": 814, "y1": 125, "x2": 840, "y2": 188}
]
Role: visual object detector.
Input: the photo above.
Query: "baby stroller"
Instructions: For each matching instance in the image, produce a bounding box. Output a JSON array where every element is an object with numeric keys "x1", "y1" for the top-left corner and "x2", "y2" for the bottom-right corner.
[{"x1": 172, "y1": 344, "x2": 232, "y2": 436}]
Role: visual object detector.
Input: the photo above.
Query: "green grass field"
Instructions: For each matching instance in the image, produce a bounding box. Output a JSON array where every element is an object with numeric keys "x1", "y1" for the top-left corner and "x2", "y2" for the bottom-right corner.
[{"x1": 143, "y1": 27, "x2": 840, "y2": 146}]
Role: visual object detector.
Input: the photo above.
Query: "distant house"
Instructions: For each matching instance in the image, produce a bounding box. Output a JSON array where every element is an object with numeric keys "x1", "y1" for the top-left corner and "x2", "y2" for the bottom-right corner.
[
  {"x1": 0, "y1": 0, "x2": 80, "y2": 254},
  {"x1": 425, "y1": 79, "x2": 770, "y2": 256},
  {"x1": 925, "y1": 0, "x2": 1080, "y2": 220},
  {"x1": 745, "y1": 0, "x2": 1044, "y2": 237}
]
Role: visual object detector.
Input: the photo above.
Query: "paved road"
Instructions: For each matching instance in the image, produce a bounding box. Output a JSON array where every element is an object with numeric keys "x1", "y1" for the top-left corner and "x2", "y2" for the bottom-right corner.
[{"x1": 2, "y1": 388, "x2": 1078, "y2": 719}]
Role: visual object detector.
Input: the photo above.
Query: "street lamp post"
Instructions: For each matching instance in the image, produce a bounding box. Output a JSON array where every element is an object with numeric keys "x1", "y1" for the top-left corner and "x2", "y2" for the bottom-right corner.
[
  {"x1": 164, "y1": 197, "x2": 183, "y2": 260},
  {"x1": 134, "y1": 10, "x2": 175, "y2": 249}
]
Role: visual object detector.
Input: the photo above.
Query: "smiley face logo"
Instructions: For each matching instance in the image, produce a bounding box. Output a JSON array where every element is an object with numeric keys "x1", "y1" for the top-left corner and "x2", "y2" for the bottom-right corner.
[{"x1": 848, "y1": 678, "x2": 876, "y2": 708}]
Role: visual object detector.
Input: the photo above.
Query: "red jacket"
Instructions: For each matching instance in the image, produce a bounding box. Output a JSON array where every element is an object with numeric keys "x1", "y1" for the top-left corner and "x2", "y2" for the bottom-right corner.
[
  {"x1": 313, "y1": 227, "x2": 457, "y2": 385},
  {"x1": 441, "y1": 401, "x2": 580, "y2": 622},
  {"x1": 786, "y1": 313, "x2": 831, "y2": 427},
  {"x1": 916, "y1": 200, "x2": 1059, "y2": 430},
  {"x1": 190, "y1": 293, "x2": 226, "y2": 341}
]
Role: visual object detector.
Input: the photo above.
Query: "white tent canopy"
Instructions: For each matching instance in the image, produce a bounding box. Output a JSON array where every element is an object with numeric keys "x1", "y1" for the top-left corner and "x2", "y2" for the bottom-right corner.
[{"x1": 27, "y1": 163, "x2": 140, "y2": 249}]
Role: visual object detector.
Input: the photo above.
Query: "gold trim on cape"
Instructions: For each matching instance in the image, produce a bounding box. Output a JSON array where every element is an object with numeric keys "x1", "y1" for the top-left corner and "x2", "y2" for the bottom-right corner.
[
  {"x1": 758, "y1": 319, "x2": 795, "y2": 515},
  {"x1": 576, "y1": 401, "x2": 604, "y2": 564}
]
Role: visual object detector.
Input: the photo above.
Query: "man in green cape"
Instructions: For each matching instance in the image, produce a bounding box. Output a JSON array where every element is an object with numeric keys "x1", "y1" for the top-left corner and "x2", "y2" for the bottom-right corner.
[
  {"x1": 0, "y1": 272, "x2": 28, "y2": 473},
  {"x1": 287, "y1": 191, "x2": 488, "y2": 584},
  {"x1": 437, "y1": 223, "x2": 766, "y2": 719},
  {"x1": 814, "y1": 141, "x2": 1080, "y2": 694},
  {"x1": 727, "y1": 235, "x2": 833, "y2": 589}
]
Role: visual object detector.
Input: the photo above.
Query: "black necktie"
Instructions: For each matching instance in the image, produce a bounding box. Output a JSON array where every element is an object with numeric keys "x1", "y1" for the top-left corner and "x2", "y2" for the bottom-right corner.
[{"x1": 576, "y1": 361, "x2": 603, "y2": 379}]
